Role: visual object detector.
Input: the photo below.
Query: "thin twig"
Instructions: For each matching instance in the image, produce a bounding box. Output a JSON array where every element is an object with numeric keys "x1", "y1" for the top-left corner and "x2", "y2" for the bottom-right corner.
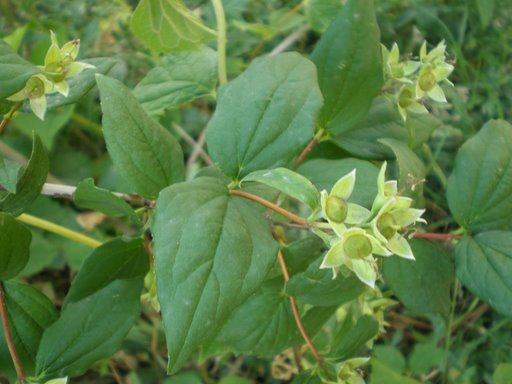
[
  {"x1": 267, "y1": 25, "x2": 311, "y2": 57},
  {"x1": 0, "y1": 283, "x2": 26, "y2": 382},
  {"x1": 277, "y1": 249, "x2": 332, "y2": 380},
  {"x1": 229, "y1": 189, "x2": 308, "y2": 225},
  {"x1": 294, "y1": 138, "x2": 319, "y2": 169},
  {"x1": 171, "y1": 123, "x2": 213, "y2": 165},
  {"x1": 411, "y1": 232, "x2": 462, "y2": 241},
  {"x1": 187, "y1": 129, "x2": 213, "y2": 173},
  {"x1": 108, "y1": 360, "x2": 124, "y2": 384},
  {"x1": 0, "y1": 102, "x2": 22, "y2": 135}
]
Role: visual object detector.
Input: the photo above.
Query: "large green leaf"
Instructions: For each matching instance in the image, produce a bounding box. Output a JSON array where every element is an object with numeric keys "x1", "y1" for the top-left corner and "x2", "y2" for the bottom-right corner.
[
  {"x1": 209, "y1": 278, "x2": 336, "y2": 357},
  {"x1": 35, "y1": 277, "x2": 143, "y2": 380},
  {"x1": 0, "y1": 281, "x2": 57, "y2": 377},
  {"x1": 0, "y1": 40, "x2": 40, "y2": 99},
  {"x1": 96, "y1": 74, "x2": 185, "y2": 197},
  {"x1": 64, "y1": 237, "x2": 148, "y2": 305},
  {"x1": 331, "y1": 97, "x2": 441, "y2": 159},
  {"x1": 330, "y1": 315, "x2": 380, "y2": 360},
  {"x1": 297, "y1": 158, "x2": 379, "y2": 208},
  {"x1": 242, "y1": 167, "x2": 320, "y2": 211},
  {"x1": 447, "y1": 120, "x2": 512, "y2": 233},
  {"x1": 311, "y1": 0, "x2": 382, "y2": 136},
  {"x1": 74, "y1": 178, "x2": 141, "y2": 226},
  {"x1": 206, "y1": 52, "x2": 323, "y2": 179},
  {"x1": 383, "y1": 240, "x2": 454, "y2": 316},
  {"x1": 0, "y1": 213, "x2": 31, "y2": 280},
  {"x1": 0, "y1": 133, "x2": 49, "y2": 216},
  {"x1": 455, "y1": 232, "x2": 512, "y2": 317},
  {"x1": 133, "y1": 48, "x2": 217, "y2": 115},
  {"x1": 152, "y1": 177, "x2": 278, "y2": 372},
  {"x1": 130, "y1": 0, "x2": 216, "y2": 53},
  {"x1": 286, "y1": 257, "x2": 366, "y2": 306}
]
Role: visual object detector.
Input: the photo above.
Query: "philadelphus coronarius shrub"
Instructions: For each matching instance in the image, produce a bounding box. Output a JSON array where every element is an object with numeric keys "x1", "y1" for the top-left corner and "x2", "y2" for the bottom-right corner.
[{"x1": 3, "y1": 0, "x2": 512, "y2": 383}]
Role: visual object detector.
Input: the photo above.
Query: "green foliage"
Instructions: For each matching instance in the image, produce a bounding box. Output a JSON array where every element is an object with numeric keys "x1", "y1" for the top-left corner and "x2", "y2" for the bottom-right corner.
[
  {"x1": 0, "y1": 213, "x2": 31, "y2": 280},
  {"x1": 0, "y1": 40, "x2": 40, "y2": 99}
]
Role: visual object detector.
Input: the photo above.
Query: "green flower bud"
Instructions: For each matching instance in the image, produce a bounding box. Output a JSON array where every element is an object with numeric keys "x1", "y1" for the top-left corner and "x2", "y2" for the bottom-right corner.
[
  {"x1": 25, "y1": 76, "x2": 45, "y2": 98},
  {"x1": 418, "y1": 69, "x2": 437, "y2": 92},
  {"x1": 344, "y1": 234, "x2": 372, "y2": 259},
  {"x1": 398, "y1": 87, "x2": 414, "y2": 108},
  {"x1": 45, "y1": 62, "x2": 66, "y2": 82},
  {"x1": 377, "y1": 212, "x2": 397, "y2": 240},
  {"x1": 325, "y1": 195, "x2": 348, "y2": 223}
]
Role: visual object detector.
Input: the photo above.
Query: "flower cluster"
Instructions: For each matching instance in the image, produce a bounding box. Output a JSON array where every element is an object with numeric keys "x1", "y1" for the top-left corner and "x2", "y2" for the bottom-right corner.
[
  {"x1": 7, "y1": 31, "x2": 94, "y2": 120},
  {"x1": 382, "y1": 41, "x2": 454, "y2": 120},
  {"x1": 319, "y1": 163, "x2": 425, "y2": 288}
]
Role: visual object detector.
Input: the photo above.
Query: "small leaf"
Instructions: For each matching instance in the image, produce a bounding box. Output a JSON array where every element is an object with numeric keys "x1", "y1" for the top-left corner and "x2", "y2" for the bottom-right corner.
[
  {"x1": 0, "y1": 133, "x2": 49, "y2": 216},
  {"x1": 152, "y1": 177, "x2": 278, "y2": 372},
  {"x1": 370, "y1": 359, "x2": 421, "y2": 384},
  {"x1": 476, "y1": 0, "x2": 494, "y2": 28},
  {"x1": 64, "y1": 237, "x2": 148, "y2": 305},
  {"x1": 494, "y1": 363, "x2": 512, "y2": 384},
  {"x1": 133, "y1": 47, "x2": 217, "y2": 115},
  {"x1": 330, "y1": 315, "x2": 380, "y2": 360},
  {"x1": 74, "y1": 178, "x2": 141, "y2": 226},
  {"x1": 298, "y1": 158, "x2": 379, "y2": 208},
  {"x1": 0, "y1": 40, "x2": 40, "y2": 99},
  {"x1": 332, "y1": 97, "x2": 441, "y2": 159},
  {"x1": 130, "y1": 0, "x2": 216, "y2": 53},
  {"x1": 96, "y1": 74, "x2": 185, "y2": 197},
  {"x1": 242, "y1": 167, "x2": 320, "y2": 211},
  {"x1": 286, "y1": 257, "x2": 366, "y2": 306},
  {"x1": 455, "y1": 231, "x2": 512, "y2": 317},
  {"x1": 0, "y1": 213, "x2": 31, "y2": 280},
  {"x1": 0, "y1": 281, "x2": 57, "y2": 376},
  {"x1": 447, "y1": 120, "x2": 512, "y2": 232},
  {"x1": 36, "y1": 277, "x2": 143, "y2": 380},
  {"x1": 0, "y1": 157, "x2": 22, "y2": 193},
  {"x1": 383, "y1": 240, "x2": 454, "y2": 316},
  {"x1": 206, "y1": 52, "x2": 323, "y2": 179},
  {"x1": 305, "y1": 0, "x2": 343, "y2": 33},
  {"x1": 311, "y1": 0, "x2": 383, "y2": 136}
]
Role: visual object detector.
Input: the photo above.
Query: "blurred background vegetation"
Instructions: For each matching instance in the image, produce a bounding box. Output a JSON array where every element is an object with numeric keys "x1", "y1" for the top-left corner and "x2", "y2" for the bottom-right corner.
[{"x1": 1, "y1": 0, "x2": 511, "y2": 383}]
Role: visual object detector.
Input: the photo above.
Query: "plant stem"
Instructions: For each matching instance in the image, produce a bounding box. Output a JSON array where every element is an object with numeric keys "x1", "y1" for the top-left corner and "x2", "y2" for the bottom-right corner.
[
  {"x1": 0, "y1": 283, "x2": 26, "y2": 382},
  {"x1": 212, "y1": 0, "x2": 227, "y2": 85},
  {"x1": 294, "y1": 138, "x2": 319, "y2": 169},
  {"x1": 171, "y1": 123, "x2": 213, "y2": 165},
  {"x1": 71, "y1": 112, "x2": 104, "y2": 138},
  {"x1": 443, "y1": 278, "x2": 459, "y2": 383},
  {"x1": 422, "y1": 143, "x2": 447, "y2": 188},
  {"x1": 17, "y1": 213, "x2": 103, "y2": 248},
  {"x1": 411, "y1": 232, "x2": 462, "y2": 241},
  {"x1": 277, "y1": 249, "x2": 332, "y2": 380},
  {"x1": 0, "y1": 101, "x2": 22, "y2": 135},
  {"x1": 229, "y1": 189, "x2": 308, "y2": 225}
]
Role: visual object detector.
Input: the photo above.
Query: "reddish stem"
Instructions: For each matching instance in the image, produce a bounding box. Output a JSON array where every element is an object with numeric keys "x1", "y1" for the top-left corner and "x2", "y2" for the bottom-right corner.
[
  {"x1": 294, "y1": 138, "x2": 319, "y2": 169},
  {"x1": 412, "y1": 232, "x2": 462, "y2": 241}
]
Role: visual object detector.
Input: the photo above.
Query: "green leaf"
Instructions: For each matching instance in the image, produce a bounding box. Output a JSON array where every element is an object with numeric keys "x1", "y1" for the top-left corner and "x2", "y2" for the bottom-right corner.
[
  {"x1": 305, "y1": 0, "x2": 343, "y2": 33},
  {"x1": 455, "y1": 231, "x2": 512, "y2": 317},
  {"x1": 311, "y1": 0, "x2": 383, "y2": 136},
  {"x1": 494, "y1": 363, "x2": 512, "y2": 384},
  {"x1": 408, "y1": 343, "x2": 448, "y2": 375},
  {"x1": 383, "y1": 240, "x2": 454, "y2": 316},
  {"x1": 447, "y1": 120, "x2": 512, "y2": 233},
  {"x1": 64, "y1": 237, "x2": 148, "y2": 305},
  {"x1": 205, "y1": 52, "x2": 323, "y2": 179},
  {"x1": 0, "y1": 133, "x2": 49, "y2": 216},
  {"x1": 210, "y1": 279, "x2": 336, "y2": 357},
  {"x1": 373, "y1": 345, "x2": 406, "y2": 373},
  {"x1": 379, "y1": 138, "x2": 426, "y2": 200},
  {"x1": 242, "y1": 167, "x2": 320, "y2": 211},
  {"x1": 0, "y1": 281, "x2": 57, "y2": 376},
  {"x1": 370, "y1": 359, "x2": 421, "y2": 384},
  {"x1": 0, "y1": 157, "x2": 21, "y2": 193},
  {"x1": 0, "y1": 212, "x2": 31, "y2": 280},
  {"x1": 74, "y1": 178, "x2": 141, "y2": 226},
  {"x1": 130, "y1": 0, "x2": 216, "y2": 53},
  {"x1": 476, "y1": 0, "x2": 494, "y2": 28},
  {"x1": 330, "y1": 315, "x2": 379, "y2": 360},
  {"x1": 96, "y1": 74, "x2": 185, "y2": 197},
  {"x1": 331, "y1": 97, "x2": 441, "y2": 159},
  {"x1": 35, "y1": 277, "x2": 143, "y2": 380},
  {"x1": 13, "y1": 105, "x2": 74, "y2": 150},
  {"x1": 0, "y1": 40, "x2": 40, "y2": 99},
  {"x1": 152, "y1": 177, "x2": 278, "y2": 372},
  {"x1": 298, "y1": 158, "x2": 379, "y2": 208},
  {"x1": 45, "y1": 58, "x2": 119, "y2": 110},
  {"x1": 2, "y1": 25, "x2": 28, "y2": 52},
  {"x1": 133, "y1": 47, "x2": 217, "y2": 115},
  {"x1": 287, "y1": 258, "x2": 366, "y2": 306}
]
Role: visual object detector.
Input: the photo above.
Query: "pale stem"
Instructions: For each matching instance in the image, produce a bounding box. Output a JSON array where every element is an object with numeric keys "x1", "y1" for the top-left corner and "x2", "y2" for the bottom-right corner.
[{"x1": 212, "y1": 0, "x2": 228, "y2": 85}]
